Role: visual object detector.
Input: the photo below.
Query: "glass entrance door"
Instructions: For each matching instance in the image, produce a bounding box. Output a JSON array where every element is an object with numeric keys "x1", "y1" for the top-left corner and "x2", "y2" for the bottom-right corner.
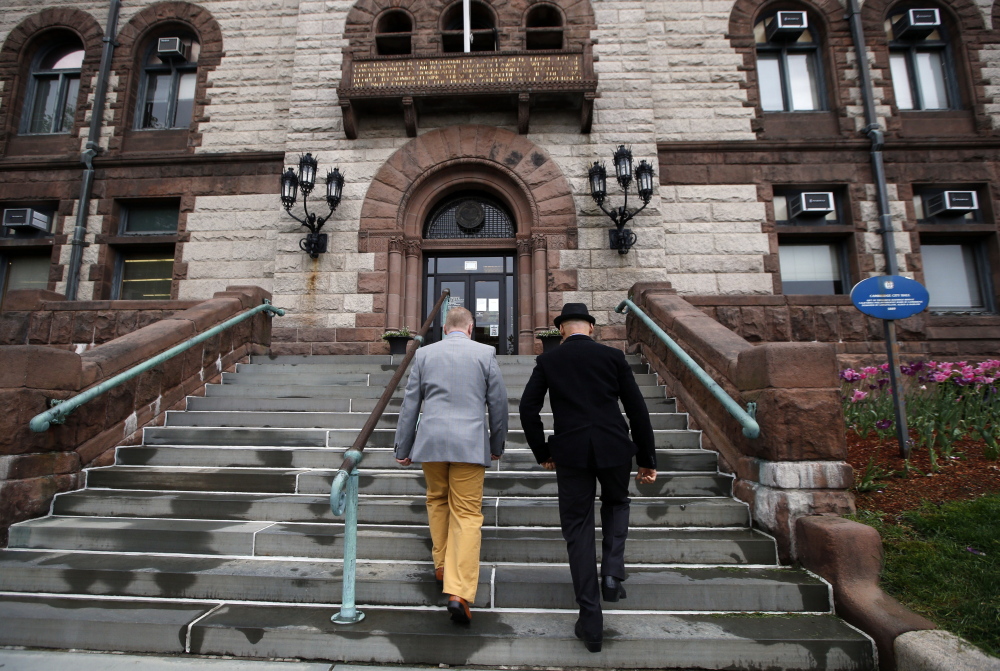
[{"x1": 425, "y1": 255, "x2": 516, "y2": 354}]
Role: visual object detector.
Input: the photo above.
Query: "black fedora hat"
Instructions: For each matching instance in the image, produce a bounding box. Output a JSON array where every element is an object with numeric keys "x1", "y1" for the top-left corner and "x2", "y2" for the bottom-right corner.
[{"x1": 554, "y1": 303, "x2": 596, "y2": 327}]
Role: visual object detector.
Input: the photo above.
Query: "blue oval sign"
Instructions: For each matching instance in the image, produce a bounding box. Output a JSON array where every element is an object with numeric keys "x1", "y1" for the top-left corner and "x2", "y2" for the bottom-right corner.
[{"x1": 850, "y1": 275, "x2": 929, "y2": 320}]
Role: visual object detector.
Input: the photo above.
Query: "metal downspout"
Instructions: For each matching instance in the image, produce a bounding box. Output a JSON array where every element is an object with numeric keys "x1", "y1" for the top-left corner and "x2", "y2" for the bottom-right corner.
[
  {"x1": 847, "y1": 0, "x2": 912, "y2": 457},
  {"x1": 65, "y1": 0, "x2": 120, "y2": 300}
]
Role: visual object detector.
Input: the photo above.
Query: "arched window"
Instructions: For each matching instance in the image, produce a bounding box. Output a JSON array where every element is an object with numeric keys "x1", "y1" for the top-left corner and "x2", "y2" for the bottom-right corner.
[
  {"x1": 424, "y1": 193, "x2": 515, "y2": 239},
  {"x1": 22, "y1": 41, "x2": 84, "y2": 134},
  {"x1": 525, "y1": 5, "x2": 563, "y2": 50},
  {"x1": 441, "y1": 2, "x2": 498, "y2": 53},
  {"x1": 886, "y1": 7, "x2": 955, "y2": 110},
  {"x1": 375, "y1": 10, "x2": 413, "y2": 55},
  {"x1": 754, "y1": 10, "x2": 825, "y2": 111},
  {"x1": 135, "y1": 33, "x2": 200, "y2": 130}
]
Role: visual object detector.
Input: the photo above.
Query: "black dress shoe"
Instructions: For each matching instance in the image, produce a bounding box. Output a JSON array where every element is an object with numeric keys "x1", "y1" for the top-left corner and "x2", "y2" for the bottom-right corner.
[
  {"x1": 575, "y1": 619, "x2": 602, "y2": 653},
  {"x1": 601, "y1": 575, "x2": 626, "y2": 602}
]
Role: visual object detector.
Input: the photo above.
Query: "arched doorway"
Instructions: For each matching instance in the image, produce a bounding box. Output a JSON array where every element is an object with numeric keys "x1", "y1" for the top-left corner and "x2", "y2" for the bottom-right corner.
[
  {"x1": 422, "y1": 192, "x2": 517, "y2": 352},
  {"x1": 357, "y1": 125, "x2": 578, "y2": 354}
]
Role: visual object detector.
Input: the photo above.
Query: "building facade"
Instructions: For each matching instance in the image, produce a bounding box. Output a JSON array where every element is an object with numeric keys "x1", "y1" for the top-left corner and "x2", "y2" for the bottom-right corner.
[{"x1": 1, "y1": 0, "x2": 999, "y2": 359}]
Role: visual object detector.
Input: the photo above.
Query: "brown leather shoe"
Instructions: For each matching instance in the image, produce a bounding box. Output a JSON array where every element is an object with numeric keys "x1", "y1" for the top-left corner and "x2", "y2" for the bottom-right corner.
[
  {"x1": 447, "y1": 595, "x2": 471, "y2": 624},
  {"x1": 434, "y1": 566, "x2": 444, "y2": 583}
]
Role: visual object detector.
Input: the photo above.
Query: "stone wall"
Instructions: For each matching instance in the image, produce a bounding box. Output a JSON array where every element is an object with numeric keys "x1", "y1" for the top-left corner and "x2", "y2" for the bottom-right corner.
[
  {"x1": 686, "y1": 295, "x2": 1000, "y2": 366},
  {"x1": 0, "y1": 289, "x2": 199, "y2": 350},
  {"x1": 0, "y1": 285, "x2": 275, "y2": 547},
  {"x1": 626, "y1": 282, "x2": 855, "y2": 562}
]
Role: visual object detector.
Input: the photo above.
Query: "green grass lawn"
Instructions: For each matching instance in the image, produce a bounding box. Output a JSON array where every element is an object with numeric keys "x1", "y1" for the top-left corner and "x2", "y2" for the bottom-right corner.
[{"x1": 852, "y1": 493, "x2": 1000, "y2": 657}]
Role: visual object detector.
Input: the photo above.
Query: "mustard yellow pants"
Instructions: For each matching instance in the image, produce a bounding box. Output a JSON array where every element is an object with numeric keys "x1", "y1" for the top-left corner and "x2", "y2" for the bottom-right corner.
[{"x1": 421, "y1": 461, "x2": 486, "y2": 603}]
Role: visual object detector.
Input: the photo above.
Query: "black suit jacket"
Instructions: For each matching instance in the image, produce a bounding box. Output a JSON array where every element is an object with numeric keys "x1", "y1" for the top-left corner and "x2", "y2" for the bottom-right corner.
[{"x1": 518, "y1": 335, "x2": 657, "y2": 470}]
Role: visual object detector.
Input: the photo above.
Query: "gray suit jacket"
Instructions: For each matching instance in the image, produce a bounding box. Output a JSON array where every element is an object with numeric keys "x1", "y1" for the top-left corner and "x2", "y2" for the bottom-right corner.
[{"x1": 393, "y1": 332, "x2": 508, "y2": 467}]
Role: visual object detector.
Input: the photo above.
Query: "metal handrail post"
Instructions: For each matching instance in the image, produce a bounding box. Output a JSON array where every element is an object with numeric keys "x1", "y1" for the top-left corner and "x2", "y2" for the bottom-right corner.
[
  {"x1": 29, "y1": 300, "x2": 285, "y2": 432},
  {"x1": 332, "y1": 465, "x2": 363, "y2": 624},
  {"x1": 616, "y1": 298, "x2": 760, "y2": 439},
  {"x1": 329, "y1": 289, "x2": 450, "y2": 625}
]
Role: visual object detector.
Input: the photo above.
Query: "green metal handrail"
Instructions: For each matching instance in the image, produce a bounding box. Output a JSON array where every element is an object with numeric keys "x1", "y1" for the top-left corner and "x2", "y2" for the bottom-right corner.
[
  {"x1": 29, "y1": 299, "x2": 285, "y2": 433},
  {"x1": 616, "y1": 298, "x2": 760, "y2": 439},
  {"x1": 328, "y1": 289, "x2": 451, "y2": 626}
]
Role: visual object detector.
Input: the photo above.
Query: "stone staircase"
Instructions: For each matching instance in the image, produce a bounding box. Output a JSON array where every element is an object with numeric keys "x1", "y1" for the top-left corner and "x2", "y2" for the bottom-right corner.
[{"x1": 0, "y1": 354, "x2": 875, "y2": 669}]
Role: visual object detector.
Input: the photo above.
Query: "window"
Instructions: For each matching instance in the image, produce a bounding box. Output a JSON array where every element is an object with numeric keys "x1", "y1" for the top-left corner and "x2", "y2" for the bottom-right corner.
[
  {"x1": 754, "y1": 11, "x2": 824, "y2": 112},
  {"x1": 135, "y1": 35, "x2": 200, "y2": 130},
  {"x1": 0, "y1": 254, "x2": 51, "y2": 308},
  {"x1": 111, "y1": 202, "x2": 178, "y2": 300},
  {"x1": 778, "y1": 243, "x2": 846, "y2": 294},
  {"x1": 922, "y1": 243, "x2": 989, "y2": 310},
  {"x1": 441, "y1": 2, "x2": 497, "y2": 52},
  {"x1": 375, "y1": 11, "x2": 412, "y2": 55},
  {"x1": 21, "y1": 42, "x2": 84, "y2": 134},
  {"x1": 886, "y1": 8, "x2": 955, "y2": 110},
  {"x1": 525, "y1": 5, "x2": 563, "y2": 50},
  {"x1": 424, "y1": 193, "x2": 514, "y2": 239}
]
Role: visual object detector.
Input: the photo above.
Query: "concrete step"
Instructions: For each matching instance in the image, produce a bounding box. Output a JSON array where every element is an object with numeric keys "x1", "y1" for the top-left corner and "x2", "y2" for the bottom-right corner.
[
  {"x1": 220, "y1": 371, "x2": 662, "y2": 387},
  {"x1": 53, "y1": 491, "x2": 750, "y2": 528},
  {"x1": 190, "y1": 392, "x2": 677, "y2": 414},
  {"x1": 0, "y1": 551, "x2": 831, "y2": 612},
  {"x1": 251, "y1": 354, "x2": 644, "y2": 366},
  {"x1": 86, "y1": 466, "x2": 730, "y2": 498},
  {"x1": 163, "y1": 410, "x2": 689, "y2": 431},
  {"x1": 188, "y1": 605, "x2": 874, "y2": 669},
  {"x1": 116, "y1": 446, "x2": 716, "y2": 472},
  {"x1": 237, "y1": 361, "x2": 651, "y2": 374},
  {"x1": 140, "y1": 427, "x2": 700, "y2": 449},
  {"x1": 7, "y1": 517, "x2": 775, "y2": 564},
  {"x1": 0, "y1": 595, "x2": 872, "y2": 668},
  {"x1": 253, "y1": 525, "x2": 778, "y2": 564},
  {"x1": 203, "y1": 383, "x2": 671, "y2": 402}
]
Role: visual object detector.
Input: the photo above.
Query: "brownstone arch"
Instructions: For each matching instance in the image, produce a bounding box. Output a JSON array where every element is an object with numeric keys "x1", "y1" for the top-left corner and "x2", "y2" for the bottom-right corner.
[{"x1": 358, "y1": 125, "x2": 577, "y2": 353}]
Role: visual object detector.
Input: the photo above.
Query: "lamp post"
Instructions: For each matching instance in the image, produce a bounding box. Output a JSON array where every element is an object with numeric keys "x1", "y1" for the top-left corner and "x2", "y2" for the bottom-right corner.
[
  {"x1": 588, "y1": 145, "x2": 655, "y2": 255},
  {"x1": 280, "y1": 153, "x2": 345, "y2": 259}
]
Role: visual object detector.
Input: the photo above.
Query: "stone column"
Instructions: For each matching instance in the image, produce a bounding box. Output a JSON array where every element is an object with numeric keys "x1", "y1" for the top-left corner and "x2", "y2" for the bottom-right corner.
[
  {"x1": 404, "y1": 239, "x2": 421, "y2": 331},
  {"x1": 386, "y1": 236, "x2": 404, "y2": 329},
  {"x1": 532, "y1": 234, "x2": 548, "y2": 331},
  {"x1": 517, "y1": 238, "x2": 534, "y2": 354}
]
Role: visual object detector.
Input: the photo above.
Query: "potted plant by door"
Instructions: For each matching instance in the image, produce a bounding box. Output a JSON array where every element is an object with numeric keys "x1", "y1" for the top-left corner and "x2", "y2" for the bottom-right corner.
[
  {"x1": 536, "y1": 328, "x2": 561, "y2": 353},
  {"x1": 382, "y1": 327, "x2": 413, "y2": 355}
]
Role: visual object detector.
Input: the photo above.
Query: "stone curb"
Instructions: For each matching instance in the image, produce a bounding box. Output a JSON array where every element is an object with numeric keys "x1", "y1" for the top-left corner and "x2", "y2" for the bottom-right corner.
[{"x1": 895, "y1": 630, "x2": 1000, "y2": 671}]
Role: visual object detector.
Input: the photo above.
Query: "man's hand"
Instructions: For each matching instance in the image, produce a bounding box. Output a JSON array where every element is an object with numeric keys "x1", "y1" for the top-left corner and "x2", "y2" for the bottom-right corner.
[
  {"x1": 540, "y1": 459, "x2": 556, "y2": 471},
  {"x1": 635, "y1": 467, "x2": 657, "y2": 484},
  {"x1": 395, "y1": 457, "x2": 412, "y2": 466},
  {"x1": 491, "y1": 453, "x2": 502, "y2": 461}
]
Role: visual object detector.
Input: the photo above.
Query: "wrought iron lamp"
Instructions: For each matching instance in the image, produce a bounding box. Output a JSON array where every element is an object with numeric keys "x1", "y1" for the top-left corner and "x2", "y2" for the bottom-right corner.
[
  {"x1": 280, "y1": 153, "x2": 345, "y2": 259},
  {"x1": 588, "y1": 145, "x2": 655, "y2": 255}
]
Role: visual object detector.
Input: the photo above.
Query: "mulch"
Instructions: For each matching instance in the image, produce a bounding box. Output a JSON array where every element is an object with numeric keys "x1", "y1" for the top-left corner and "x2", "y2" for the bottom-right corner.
[{"x1": 848, "y1": 433, "x2": 1000, "y2": 516}]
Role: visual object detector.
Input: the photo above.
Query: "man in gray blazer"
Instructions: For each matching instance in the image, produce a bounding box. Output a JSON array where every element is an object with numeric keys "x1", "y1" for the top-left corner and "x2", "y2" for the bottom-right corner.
[{"x1": 394, "y1": 306, "x2": 508, "y2": 624}]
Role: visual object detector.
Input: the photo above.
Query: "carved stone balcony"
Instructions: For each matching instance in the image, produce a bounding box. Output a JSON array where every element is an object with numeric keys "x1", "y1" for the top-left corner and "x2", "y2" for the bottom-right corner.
[{"x1": 336, "y1": 49, "x2": 598, "y2": 138}]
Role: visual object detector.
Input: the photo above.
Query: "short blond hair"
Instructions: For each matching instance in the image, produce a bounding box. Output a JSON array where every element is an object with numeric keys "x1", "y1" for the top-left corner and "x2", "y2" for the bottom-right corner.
[{"x1": 445, "y1": 306, "x2": 474, "y2": 331}]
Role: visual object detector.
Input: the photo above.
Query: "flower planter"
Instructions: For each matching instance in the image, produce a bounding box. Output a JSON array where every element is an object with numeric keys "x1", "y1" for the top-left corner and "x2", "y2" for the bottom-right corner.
[
  {"x1": 538, "y1": 335, "x2": 561, "y2": 353},
  {"x1": 385, "y1": 336, "x2": 413, "y2": 355}
]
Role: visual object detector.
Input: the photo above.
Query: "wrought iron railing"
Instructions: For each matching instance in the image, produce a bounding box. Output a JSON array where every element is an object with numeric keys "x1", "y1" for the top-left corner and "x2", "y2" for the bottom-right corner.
[
  {"x1": 615, "y1": 298, "x2": 760, "y2": 439},
  {"x1": 29, "y1": 300, "x2": 285, "y2": 433},
  {"x1": 328, "y1": 289, "x2": 451, "y2": 624}
]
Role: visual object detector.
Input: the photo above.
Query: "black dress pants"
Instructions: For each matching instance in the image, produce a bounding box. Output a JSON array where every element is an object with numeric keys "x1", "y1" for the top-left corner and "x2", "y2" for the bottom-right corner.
[{"x1": 555, "y1": 459, "x2": 631, "y2": 640}]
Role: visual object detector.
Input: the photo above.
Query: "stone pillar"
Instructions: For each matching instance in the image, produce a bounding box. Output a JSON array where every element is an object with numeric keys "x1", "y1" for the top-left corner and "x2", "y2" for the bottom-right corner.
[
  {"x1": 532, "y1": 234, "x2": 548, "y2": 331},
  {"x1": 387, "y1": 236, "x2": 404, "y2": 329},
  {"x1": 404, "y1": 239, "x2": 421, "y2": 331},
  {"x1": 517, "y1": 238, "x2": 534, "y2": 354}
]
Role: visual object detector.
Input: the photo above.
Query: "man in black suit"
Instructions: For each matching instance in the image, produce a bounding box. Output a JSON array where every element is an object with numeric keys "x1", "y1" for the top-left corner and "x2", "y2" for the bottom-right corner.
[{"x1": 518, "y1": 303, "x2": 657, "y2": 653}]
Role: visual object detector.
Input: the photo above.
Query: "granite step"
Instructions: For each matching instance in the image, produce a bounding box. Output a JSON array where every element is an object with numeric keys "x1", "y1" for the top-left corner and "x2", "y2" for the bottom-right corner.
[
  {"x1": 52, "y1": 490, "x2": 750, "y2": 528},
  {"x1": 203, "y1": 383, "x2": 670, "y2": 402},
  {"x1": 0, "y1": 551, "x2": 831, "y2": 612},
  {"x1": 219, "y1": 371, "x2": 661, "y2": 387},
  {"x1": 250, "y1": 354, "x2": 643, "y2": 366},
  {"x1": 236, "y1": 361, "x2": 651, "y2": 374}
]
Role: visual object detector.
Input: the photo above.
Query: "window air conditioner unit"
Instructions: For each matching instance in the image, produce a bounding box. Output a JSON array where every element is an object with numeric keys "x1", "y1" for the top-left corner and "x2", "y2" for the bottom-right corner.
[
  {"x1": 892, "y1": 9, "x2": 940, "y2": 40},
  {"x1": 926, "y1": 190, "x2": 978, "y2": 216},
  {"x1": 157, "y1": 37, "x2": 187, "y2": 61},
  {"x1": 766, "y1": 11, "x2": 808, "y2": 41},
  {"x1": 2, "y1": 208, "x2": 51, "y2": 233},
  {"x1": 788, "y1": 192, "x2": 835, "y2": 218}
]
